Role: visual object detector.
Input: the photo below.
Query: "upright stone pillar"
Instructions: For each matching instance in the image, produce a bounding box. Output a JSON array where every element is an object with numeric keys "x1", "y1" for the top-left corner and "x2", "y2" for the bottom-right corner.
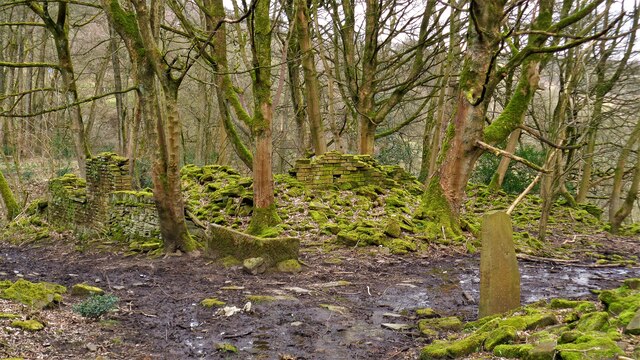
[{"x1": 479, "y1": 210, "x2": 521, "y2": 318}]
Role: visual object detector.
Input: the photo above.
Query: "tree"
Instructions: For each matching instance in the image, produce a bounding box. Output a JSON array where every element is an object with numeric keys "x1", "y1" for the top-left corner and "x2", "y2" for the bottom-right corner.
[
  {"x1": 103, "y1": 0, "x2": 196, "y2": 253},
  {"x1": 420, "y1": 0, "x2": 609, "y2": 234},
  {"x1": 329, "y1": 0, "x2": 443, "y2": 154}
]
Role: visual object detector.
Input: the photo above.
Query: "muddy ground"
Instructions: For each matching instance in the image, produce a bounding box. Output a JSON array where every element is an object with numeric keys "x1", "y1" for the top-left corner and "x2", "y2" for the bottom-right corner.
[{"x1": 0, "y1": 232, "x2": 638, "y2": 360}]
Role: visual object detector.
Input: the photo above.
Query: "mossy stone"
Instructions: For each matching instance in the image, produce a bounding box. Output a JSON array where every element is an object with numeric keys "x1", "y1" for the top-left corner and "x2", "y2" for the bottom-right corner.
[
  {"x1": 549, "y1": 298, "x2": 593, "y2": 310},
  {"x1": 418, "y1": 316, "x2": 463, "y2": 334},
  {"x1": 220, "y1": 256, "x2": 242, "y2": 268},
  {"x1": 558, "y1": 330, "x2": 581, "y2": 344},
  {"x1": 309, "y1": 210, "x2": 329, "y2": 225},
  {"x1": 383, "y1": 219, "x2": 402, "y2": 238},
  {"x1": 493, "y1": 344, "x2": 534, "y2": 358},
  {"x1": 415, "y1": 308, "x2": 438, "y2": 318},
  {"x1": 484, "y1": 325, "x2": 517, "y2": 351},
  {"x1": 0, "y1": 313, "x2": 20, "y2": 319},
  {"x1": 71, "y1": 284, "x2": 105, "y2": 297},
  {"x1": 623, "y1": 278, "x2": 640, "y2": 290},
  {"x1": 215, "y1": 343, "x2": 238, "y2": 353},
  {"x1": 243, "y1": 257, "x2": 267, "y2": 275},
  {"x1": 528, "y1": 341, "x2": 556, "y2": 360},
  {"x1": 276, "y1": 259, "x2": 302, "y2": 273},
  {"x1": 387, "y1": 239, "x2": 417, "y2": 254},
  {"x1": 2, "y1": 279, "x2": 66, "y2": 309},
  {"x1": 624, "y1": 308, "x2": 640, "y2": 335},
  {"x1": 419, "y1": 340, "x2": 449, "y2": 359},
  {"x1": 575, "y1": 312, "x2": 609, "y2": 332},
  {"x1": 200, "y1": 298, "x2": 226, "y2": 308},
  {"x1": 11, "y1": 319, "x2": 44, "y2": 331},
  {"x1": 555, "y1": 333, "x2": 623, "y2": 360}
]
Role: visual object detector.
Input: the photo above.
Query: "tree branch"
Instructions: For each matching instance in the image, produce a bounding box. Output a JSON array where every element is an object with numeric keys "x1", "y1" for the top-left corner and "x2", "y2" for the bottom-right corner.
[{"x1": 476, "y1": 140, "x2": 550, "y2": 173}]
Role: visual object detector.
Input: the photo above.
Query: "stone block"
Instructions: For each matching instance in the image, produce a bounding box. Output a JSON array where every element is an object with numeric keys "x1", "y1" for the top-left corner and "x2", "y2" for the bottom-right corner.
[
  {"x1": 479, "y1": 211, "x2": 521, "y2": 318},
  {"x1": 205, "y1": 224, "x2": 299, "y2": 267}
]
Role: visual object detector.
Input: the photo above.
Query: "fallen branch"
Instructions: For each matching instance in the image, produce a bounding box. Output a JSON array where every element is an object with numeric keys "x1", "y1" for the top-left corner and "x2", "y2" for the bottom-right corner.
[{"x1": 476, "y1": 140, "x2": 550, "y2": 173}]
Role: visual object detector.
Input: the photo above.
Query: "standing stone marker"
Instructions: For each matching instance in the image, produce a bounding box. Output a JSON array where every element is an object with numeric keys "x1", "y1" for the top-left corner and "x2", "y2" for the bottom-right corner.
[{"x1": 479, "y1": 210, "x2": 521, "y2": 318}]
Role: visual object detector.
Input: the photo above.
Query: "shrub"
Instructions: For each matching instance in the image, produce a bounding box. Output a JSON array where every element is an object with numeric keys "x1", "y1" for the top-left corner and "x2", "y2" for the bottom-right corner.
[{"x1": 72, "y1": 294, "x2": 119, "y2": 319}]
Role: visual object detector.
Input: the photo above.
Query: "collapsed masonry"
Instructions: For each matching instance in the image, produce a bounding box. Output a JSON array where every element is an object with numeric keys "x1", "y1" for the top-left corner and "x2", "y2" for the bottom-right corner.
[
  {"x1": 289, "y1": 151, "x2": 417, "y2": 190},
  {"x1": 47, "y1": 153, "x2": 299, "y2": 264}
]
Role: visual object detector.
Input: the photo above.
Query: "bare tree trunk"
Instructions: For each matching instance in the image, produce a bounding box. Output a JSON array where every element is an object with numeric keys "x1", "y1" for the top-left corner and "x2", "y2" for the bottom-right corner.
[
  {"x1": 296, "y1": 0, "x2": 326, "y2": 155},
  {"x1": 489, "y1": 128, "x2": 522, "y2": 191},
  {"x1": 609, "y1": 118, "x2": 640, "y2": 232}
]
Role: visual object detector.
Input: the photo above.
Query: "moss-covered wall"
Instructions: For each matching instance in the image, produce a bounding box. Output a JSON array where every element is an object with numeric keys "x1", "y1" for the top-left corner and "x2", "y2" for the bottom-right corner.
[
  {"x1": 48, "y1": 153, "x2": 160, "y2": 245},
  {"x1": 289, "y1": 151, "x2": 417, "y2": 190}
]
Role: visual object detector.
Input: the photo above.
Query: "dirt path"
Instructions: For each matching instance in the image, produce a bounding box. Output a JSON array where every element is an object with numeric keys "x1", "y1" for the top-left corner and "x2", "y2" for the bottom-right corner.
[{"x1": 0, "y1": 243, "x2": 639, "y2": 359}]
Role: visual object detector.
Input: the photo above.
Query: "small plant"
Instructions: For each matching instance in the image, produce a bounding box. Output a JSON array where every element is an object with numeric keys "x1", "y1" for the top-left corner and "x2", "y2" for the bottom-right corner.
[{"x1": 72, "y1": 294, "x2": 119, "y2": 319}]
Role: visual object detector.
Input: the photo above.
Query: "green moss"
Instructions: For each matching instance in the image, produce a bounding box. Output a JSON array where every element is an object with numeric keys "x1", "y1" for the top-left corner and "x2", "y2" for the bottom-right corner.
[
  {"x1": 623, "y1": 278, "x2": 640, "y2": 290},
  {"x1": 418, "y1": 316, "x2": 463, "y2": 335},
  {"x1": 200, "y1": 298, "x2": 226, "y2": 308},
  {"x1": 11, "y1": 319, "x2": 44, "y2": 331},
  {"x1": 559, "y1": 330, "x2": 582, "y2": 344},
  {"x1": 245, "y1": 295, "x2": 277, "y2": 303},
  {"x1": 220, "y1": 256, "x2": 242, "y2": 268},
  {"x1": 309, "y1": 210, "x2": 329, "y2": 225},
  {"x1": 0, "y1": 313, "x2": 20, "y2": 319},
  {"x1": 549, "y1": 298, "x2": 593, "y2": 310},
  {"x1": 415, "y1": 308, "x2": 438, "y2": 318},
  {"x1": 71, "y1": 284, "x2": 104, "y2": 297},
  {"x1": 575, "y1": 312, "x2": 609, "y2": 332},
  {"x1": 420, "y1": 340, "x2": 450, "y2": 359},
  {"x1": 215, "y1": 343, "x2": 238, "y2": 353},
  {"x1": 493, "y1": 344, "x2": 534, "y2": 358},
  {"x1": 247, "y1": 204, "x2": 282, "y2": 236},
  {"x1": 276, "y1": 259, "x2": 302, "y2": 273},
  {"x1": 2, "y1": 279, "x2": 66, "y2": 309},
  {"x1": 387, "y1": 239, "x2": 417, "y2": 254},
  {"x1": 484, "y1": 325, "x2": 517, "y2": 351},
  {"x1": 555, "y1": 333, "x2": 623, "y2": 360}
]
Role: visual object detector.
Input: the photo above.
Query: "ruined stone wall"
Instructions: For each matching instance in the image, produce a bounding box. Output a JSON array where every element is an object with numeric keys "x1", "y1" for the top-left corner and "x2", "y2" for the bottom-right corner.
[
  {"x1": 48, "y1": 174, "x2": 90, "y2": 228},
  {"x1": 48, "y1": 153, "x2": 160, "y2": 246},
  {"x1": 107, "y1": 191, "x2": 161, "y2": 244},
  {"x1": 85, "y1": 153, "x2": 131, "y2": 227},
  {"x1": 290, "y1": 151, "x2": 419, "y2": 190}
]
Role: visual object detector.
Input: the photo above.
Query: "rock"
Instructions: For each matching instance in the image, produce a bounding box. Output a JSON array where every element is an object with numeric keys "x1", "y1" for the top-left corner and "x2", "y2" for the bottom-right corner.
[
  {"x1": 1, "y1": 279, "x2": 66, "y2": 309},
  {"x1": 383, "y1": 219, "x2": 402, "y2": 238},
  {"x1": 71, "y1": 284, "x2": 105, "y2": 297},
  {"x1": 415, "y1": 308, "x2": 439, "y2": 319},
  {"x1": 418, "y1": 316, "x2": 463, "y2": 335},
  {"x1": 493, "y1": 344, "x2": 534, "y2": 358},
  {"x1": 276, "y1": 259, "x2": 302, "y2": 273},
  {"x1": 528, "y1": 341, "x2": 556, "y2": 360},
  {"x1": 319, "y1": 304, "x2": 348, "y2": 315},
  {"x1": 479, "y1": 211, "x2": 520, "y2": 318},
  {"x1": 309, "y1": 210, "x2": 329, "y2": 225},
  {"x1": 86, "y1": 343, "x2": 98, "y2": 352},
  {"x1": 243, "y1": 257, "x2": 267, "y2": 275},
  {"x1": 484, "y1": 326, "x2": 517, "y2": 351},
  {"x1": 556, "y1": 333, "x2": 624, "y2": 360},
  {"x1": 290, "y1": 321, "x2": 303, "y2": 327},
  {"x1": 381, "y1": 323, "x2": 412, "y2": 330},
  {"x1": 624, "y1": 308, "x2": 640, "y2": 335},
  {"x1": 624, "y1": 278, "x2": 640, "y2": 290},
  {"x1": 215, "y1": 343, "x2": 238, "y2": 353},
  {"x1": 283, "y1": 286, "x2": 312, "y2": 294},
  {"x1": 575, "y1": 311, "x2": 609, "y2": 332},
  {"x1": 11, "y1": 319, "x2": 45, "y2": 331}
]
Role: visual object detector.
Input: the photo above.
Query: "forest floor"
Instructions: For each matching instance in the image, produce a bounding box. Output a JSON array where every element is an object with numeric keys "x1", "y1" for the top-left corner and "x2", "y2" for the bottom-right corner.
[{"x1": 0, "y1": 231, "x2": 638, "y2": 360}]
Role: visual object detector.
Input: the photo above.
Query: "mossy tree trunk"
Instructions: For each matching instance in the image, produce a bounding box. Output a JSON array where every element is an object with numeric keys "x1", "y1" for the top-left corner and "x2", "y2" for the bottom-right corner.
[
  {"x1": 26, "y1": 1, "x2": 91, "y2": 177},
  {"x1": 246, "y1": 0, "x2": 281, "y2": 235},
  {"x1": 283, "y1": 0, "x2": 308, "y2": 156},
  {"x1": 421, "y1": 0, "x2": 600, "y2": 231},
  {"x1": 295, "y1": 0, "x2": 326, "y2": 156},
  {"x1": 103, "y1": 0, "x2": 195, "y2": 253},
  {"x1": 0, "y1": 170, "x2": 19, "y2": 220}
]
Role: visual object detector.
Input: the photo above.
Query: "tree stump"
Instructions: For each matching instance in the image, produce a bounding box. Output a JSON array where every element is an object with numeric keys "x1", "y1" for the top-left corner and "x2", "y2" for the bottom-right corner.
[{"x1": 479, "y1": 211, "x2": 521, "y2": 318}]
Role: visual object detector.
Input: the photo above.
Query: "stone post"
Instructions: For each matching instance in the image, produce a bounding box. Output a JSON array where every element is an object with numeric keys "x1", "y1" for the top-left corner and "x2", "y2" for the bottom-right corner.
[{"x1": 479, "y1": 210, "x2": 521, "y2": 318}]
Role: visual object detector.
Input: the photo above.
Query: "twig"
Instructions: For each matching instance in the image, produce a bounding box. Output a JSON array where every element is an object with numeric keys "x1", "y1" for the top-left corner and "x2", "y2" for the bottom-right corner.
[
  {"x1": 222, "y1": 330, "x2": 253, "y2": 339},
  {"x1": 476, "y1": 140, "x2": 550, "y2": 173}
]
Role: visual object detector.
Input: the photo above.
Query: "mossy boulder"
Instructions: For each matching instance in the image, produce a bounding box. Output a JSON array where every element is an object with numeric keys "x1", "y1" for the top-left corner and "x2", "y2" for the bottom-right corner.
[
  {"x1": 493, "y1": 344, "x2": 534, "y2": 358},
  {"x1": 2, "y1": 279, "x2": 66, "y2": 309},
  {"x1": 215, "y1": 343, "x2": 238, "y2": 353},
  {"x1": 415, "y1": 308, "x2": 438, "y2": 319},
  {"x1": 575, "y1": 311, "x2": 609, "y2": 332},
  {"x1": 555, "y1": 332, "x2": 623, "y2": 360},
  {"x1": 484, "y1": 325, "x2": 517, "y2": 351},
  {"x1": 623, "y1": 278, "x2": 640, "y2": 290},
  {"x1": 11, "y1": 319, "x2": 44, "y2": 331},
  {"x1": 205, "y1": 224, "x2": 299, "y2": 269},
  {"x1": 624, "y1": 308, "x2": 640, "y2": 335},
  {"x1": 383, "y1": 218, "x2": 402, "y2": 238},
  {"x1": 418, "y1": 316, "x2": 463, "y2": 335},
  {"x1": 71, "y1": 284, "x2": 104, "y2": 297},
  {"x1": 276, "y1": 259, "x2": 302, "y2": 273}
]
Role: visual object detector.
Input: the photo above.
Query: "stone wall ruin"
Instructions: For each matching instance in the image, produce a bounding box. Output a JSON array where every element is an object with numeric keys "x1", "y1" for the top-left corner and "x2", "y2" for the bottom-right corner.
[{"x1": 289, "y1": 151, "x2": 419, "y2": 190}]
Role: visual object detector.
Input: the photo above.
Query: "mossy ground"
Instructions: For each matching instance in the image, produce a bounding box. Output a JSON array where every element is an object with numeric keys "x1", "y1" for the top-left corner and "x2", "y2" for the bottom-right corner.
[{"x1": 420, "y1": 279, "x2": 640, "y2": 359}]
